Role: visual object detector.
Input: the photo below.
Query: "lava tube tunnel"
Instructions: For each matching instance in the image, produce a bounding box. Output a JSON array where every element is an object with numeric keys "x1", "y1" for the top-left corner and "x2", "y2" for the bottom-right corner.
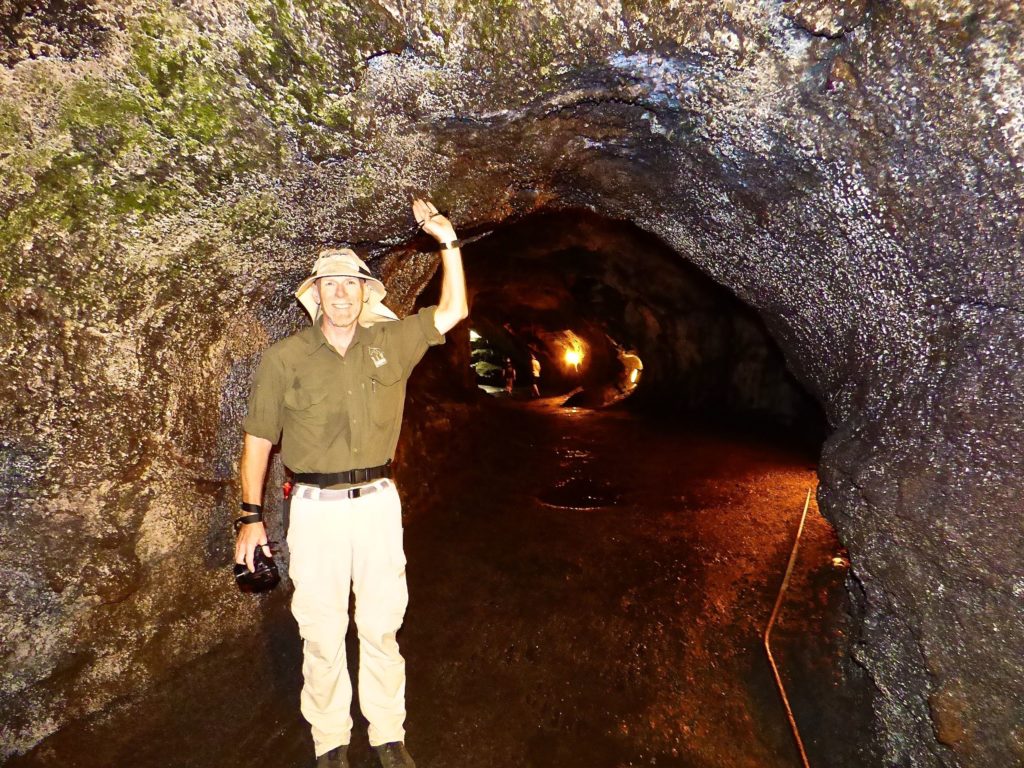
[{"x1": 2, "y1": 3, "x2": 1023, "y2": 768}]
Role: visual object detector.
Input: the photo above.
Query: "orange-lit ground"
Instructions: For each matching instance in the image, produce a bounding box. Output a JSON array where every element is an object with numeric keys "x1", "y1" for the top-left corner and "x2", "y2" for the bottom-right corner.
[
  {"x1": 394, "y1": 399, "x2": 874, "y2": 768},
  {"x1": 7, "y1": 398, "x2": 875, "y2": 768}
]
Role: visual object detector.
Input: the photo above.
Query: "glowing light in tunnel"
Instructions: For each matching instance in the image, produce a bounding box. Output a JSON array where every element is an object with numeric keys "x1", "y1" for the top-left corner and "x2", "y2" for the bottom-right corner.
[
  {"x1": 629, "y1": 368, "x2": 639, "y2": 384},
  {"x1": 469, "y1": 329, "x2": 481, "y2": 341},
  {"x1": 548, "y1": 331, "x2": 588, "y2": 375}
]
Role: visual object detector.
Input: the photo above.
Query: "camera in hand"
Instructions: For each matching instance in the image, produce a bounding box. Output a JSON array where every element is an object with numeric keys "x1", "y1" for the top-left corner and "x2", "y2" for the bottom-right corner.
[{"x1": 234, "y1": 544, "x2": 280, "y2": 593}]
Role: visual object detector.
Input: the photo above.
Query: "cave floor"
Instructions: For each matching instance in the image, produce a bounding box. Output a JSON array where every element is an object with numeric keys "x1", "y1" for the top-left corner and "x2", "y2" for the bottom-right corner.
[
  {"x1": 7, "y1": 396, "x2": 877, "y2": 768},
  {"x1": 396, "y1": 397, "x2": 876, "y2": 768}
]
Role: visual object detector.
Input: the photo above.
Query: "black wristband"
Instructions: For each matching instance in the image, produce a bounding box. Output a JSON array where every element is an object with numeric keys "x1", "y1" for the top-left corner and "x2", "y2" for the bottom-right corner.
[
  {"x1": 439, "y1": 239, "x2": 461, "y2": 251},
  {"x1": 240, "y1": 501, "x2": 262, "y2": 514},
  {"x1": 233, "y1": 513, "x2": 263, "y2": 533}
]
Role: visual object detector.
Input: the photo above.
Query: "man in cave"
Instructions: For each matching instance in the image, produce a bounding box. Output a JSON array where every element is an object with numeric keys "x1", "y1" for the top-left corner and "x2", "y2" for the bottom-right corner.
[
  {"x1": 233, "y1": 198, "x2": 467, "y2": 768},
  {"x1": 503, "y1": 356, "x2": 517, "y2": 393}
]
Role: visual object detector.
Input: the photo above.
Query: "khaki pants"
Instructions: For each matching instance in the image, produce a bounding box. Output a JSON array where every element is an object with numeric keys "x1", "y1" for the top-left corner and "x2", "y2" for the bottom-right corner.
[{"x1": 287, "y1": 479, "x2": 409, "y2": 756}]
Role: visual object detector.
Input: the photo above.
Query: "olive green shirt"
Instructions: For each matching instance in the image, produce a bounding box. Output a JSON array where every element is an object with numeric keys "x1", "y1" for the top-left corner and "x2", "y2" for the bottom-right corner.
[{"x1": 243, "y1": 306, "x2": 445, "y2": 473}]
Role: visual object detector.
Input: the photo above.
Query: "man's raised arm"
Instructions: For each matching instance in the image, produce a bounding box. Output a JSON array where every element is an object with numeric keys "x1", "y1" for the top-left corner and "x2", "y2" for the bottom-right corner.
[{"x1": 412, "y1": 197, "x2": 468, "y2": 335}]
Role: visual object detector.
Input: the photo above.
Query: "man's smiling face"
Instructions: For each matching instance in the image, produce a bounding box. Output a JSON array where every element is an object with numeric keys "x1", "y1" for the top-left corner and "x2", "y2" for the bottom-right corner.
[{"x1": 313, "y1": 275, "x2": 365, "y2": 330}]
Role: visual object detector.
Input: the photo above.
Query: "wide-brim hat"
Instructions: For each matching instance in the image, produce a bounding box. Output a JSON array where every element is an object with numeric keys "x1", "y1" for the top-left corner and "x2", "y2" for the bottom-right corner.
[{"x1": 295, "y1": 249, "x2": 398, "y2": 326}]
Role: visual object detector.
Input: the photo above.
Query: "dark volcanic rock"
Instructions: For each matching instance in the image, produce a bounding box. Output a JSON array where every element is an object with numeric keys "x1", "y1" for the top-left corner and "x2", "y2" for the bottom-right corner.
[
  {"x1": 0, "y1": 0, "x2": 118, "y2": 66},
  {"x1": 783, "y1": 0, "x2": 869, "y2": 39},
  {"x1": 1, "y1": 1, "x2": 1023, "y2": 766}
]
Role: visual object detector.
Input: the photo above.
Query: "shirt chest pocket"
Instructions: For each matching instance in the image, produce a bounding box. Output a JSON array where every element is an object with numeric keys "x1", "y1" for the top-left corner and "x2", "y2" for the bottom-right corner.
[
  {"x1": 367, "y1": 362, "x2": 403, "y2": 427},
  {"x1": 283, "y1": 386, "x2": 331, "y2": 422}
]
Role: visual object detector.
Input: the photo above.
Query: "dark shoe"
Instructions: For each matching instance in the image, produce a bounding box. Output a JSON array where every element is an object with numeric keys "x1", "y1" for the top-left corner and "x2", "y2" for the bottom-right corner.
[
  {"x1": 316, "y1": 745, "x2": 349, "y2": 768},
  {"x1": 374, "y1": 741, "x2": 415, "y2": 768}
]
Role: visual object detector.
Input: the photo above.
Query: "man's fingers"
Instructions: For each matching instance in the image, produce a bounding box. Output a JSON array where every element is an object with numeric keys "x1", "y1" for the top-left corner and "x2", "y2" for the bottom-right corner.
[
  {"x1": 411, "y1": 198, "x2": 439, "y2": 217},
  {"x1": 245, "y1": 544, "x2": 256, "y2": 573},
  {"x1": 413, "y1": 199, "x2": 453, "y2": 241}
]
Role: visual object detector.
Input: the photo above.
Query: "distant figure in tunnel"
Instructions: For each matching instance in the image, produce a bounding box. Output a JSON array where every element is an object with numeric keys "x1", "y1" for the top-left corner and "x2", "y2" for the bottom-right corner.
[
  {"x1": 234, "y1": 198, "x2": 467, "y2": 768},
  {"x1": 530, "y1": 353, "x2": 541, "y2": 397},
  {"x1": 503, "y1": 356, "x2": 516, "y2": 393}
]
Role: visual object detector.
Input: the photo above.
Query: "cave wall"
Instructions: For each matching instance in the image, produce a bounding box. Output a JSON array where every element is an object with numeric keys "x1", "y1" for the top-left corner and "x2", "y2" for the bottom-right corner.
[{"x1": 1, "y1": 1, "x2": 1023, "y2": 765}]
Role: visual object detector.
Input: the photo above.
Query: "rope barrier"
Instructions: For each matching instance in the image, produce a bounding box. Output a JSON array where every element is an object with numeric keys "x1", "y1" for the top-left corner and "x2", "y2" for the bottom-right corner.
[{"x1": 764, "y1": 487, "x2": 814, "y2": 768}]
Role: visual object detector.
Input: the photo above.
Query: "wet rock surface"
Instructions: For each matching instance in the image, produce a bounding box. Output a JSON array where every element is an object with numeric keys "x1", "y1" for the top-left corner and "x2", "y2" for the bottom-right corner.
[
  {"x1": 2, "y1": 2, "x2": 1023, "y2": 765},
  {"x1": 6, "y1": 399, "x2": 875, "y2": 768}
]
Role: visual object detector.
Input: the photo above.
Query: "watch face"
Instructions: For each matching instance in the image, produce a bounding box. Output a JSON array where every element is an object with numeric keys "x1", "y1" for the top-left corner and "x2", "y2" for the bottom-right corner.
[{"x1": 233, "y1": 548, "x2": 281, "y2": 593}]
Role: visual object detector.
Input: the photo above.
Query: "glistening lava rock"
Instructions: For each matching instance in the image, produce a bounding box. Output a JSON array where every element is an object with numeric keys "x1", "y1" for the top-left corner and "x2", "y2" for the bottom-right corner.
[{"x1": 0, "y1": 1, "x2": 1022, "y2": 766}]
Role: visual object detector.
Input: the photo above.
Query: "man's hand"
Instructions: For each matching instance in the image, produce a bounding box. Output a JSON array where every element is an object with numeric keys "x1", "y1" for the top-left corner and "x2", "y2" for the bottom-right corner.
[
  {"x1": 235, "y1": 522, "x2": 271, "y2": 573},
  {"x1": 412, "y1": 198, "x2": 456, "y2": 243},
  {"x1": 237, "y1": 433, "x2": 273, "y2": 571},
  {"x1": 412, "y1": 197, "x2": 468, "y2": 334}
]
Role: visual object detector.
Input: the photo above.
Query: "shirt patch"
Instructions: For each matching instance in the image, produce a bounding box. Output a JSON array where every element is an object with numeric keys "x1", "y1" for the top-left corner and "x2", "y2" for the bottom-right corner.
[{"x1": 368, "y1": 347, "x2": 388, "y2": 368}]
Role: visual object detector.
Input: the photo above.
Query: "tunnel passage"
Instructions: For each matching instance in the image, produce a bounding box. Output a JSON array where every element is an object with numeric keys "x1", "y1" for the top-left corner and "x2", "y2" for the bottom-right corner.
[
  {"x1": 414, "y1": 209, "x2": 826, "y2": 443},
  {"x1": 395, "y1": 210, "x2": 873, "y2": 767}
]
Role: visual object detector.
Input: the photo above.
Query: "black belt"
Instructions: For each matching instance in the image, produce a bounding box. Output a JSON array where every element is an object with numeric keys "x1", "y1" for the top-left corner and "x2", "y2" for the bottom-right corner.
[{"x1": 292, "y1": 461, "x2": 392, "y2": 488}]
